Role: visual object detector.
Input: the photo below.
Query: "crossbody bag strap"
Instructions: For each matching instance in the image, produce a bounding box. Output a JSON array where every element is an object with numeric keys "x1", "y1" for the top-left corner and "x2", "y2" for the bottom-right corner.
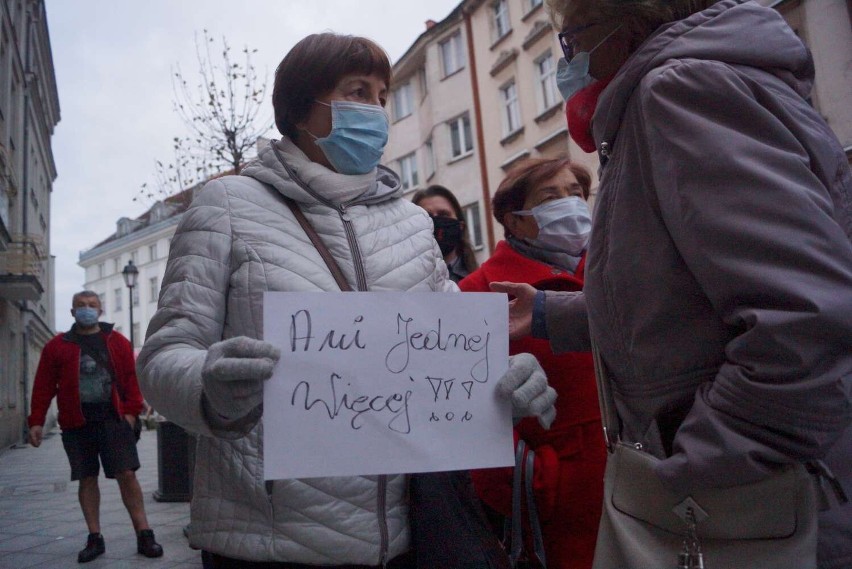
[
  {"x1": 525, "y1": 448, "x2": 548, "y2": 568},
  {"x1": 591, "y1": 340, "x2": 620, "y2": 452},
  {"x1": 282, "y1": 195, "x2": 353, "y2": 292},
  {"x1": 510, "y1": 440, "x2": 526, "y2": 566}
]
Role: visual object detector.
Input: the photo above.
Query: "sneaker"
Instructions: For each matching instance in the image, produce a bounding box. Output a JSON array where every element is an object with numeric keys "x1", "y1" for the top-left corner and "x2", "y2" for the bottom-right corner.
[
  {"x1": 137, "y1": 528, "x2": 164, "y2": 558},
  {"x1": 77, "y1": 533, "x2": 105, "y2": 563}
]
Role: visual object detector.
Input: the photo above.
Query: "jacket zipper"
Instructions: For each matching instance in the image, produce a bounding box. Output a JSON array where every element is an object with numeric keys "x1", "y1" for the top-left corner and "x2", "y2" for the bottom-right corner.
[
  {"x1": 337, "y1": 203, "x2": 368, "y2": 291},
  {"x1": 269, "y1": 141, "x2": 369, "y2": 291},
  {"x1": 378, "y1": 475, "x2": 389, "y2": 567},
  {"x1": 271, "y1": 143, "x2": 382, "y2": 553}
]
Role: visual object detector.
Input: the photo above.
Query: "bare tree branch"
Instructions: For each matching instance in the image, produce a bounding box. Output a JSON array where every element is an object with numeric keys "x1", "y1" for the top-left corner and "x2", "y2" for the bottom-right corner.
[{"x1": 171, "y1": 30, "x2": 270, "y2": 175}]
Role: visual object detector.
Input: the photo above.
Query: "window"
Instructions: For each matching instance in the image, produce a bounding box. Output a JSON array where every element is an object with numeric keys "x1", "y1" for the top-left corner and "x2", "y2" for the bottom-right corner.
[
  {"x1": 130, "y1": 250, "x2": 138, "y2": 264},
  {"x1": 449, "y1": 114, "x2": 473, "y2": 158},
  {"x1": 500, "y1": 81, "x2": 522, "y2": 136},
  {"x1": 492, "y1": 0, "x2": 511, "y2": 42},
  {"x1": 463, "y1": 202, "x2": 484, "y2": 249},
  {"x1": 148, "y1": 243, "x2": 158, "y2": 261},
  {"x1": 440, "y1": 32, "x2": 466, "y2": 77},
  {"x1": 113, "y1": 257, "x2": 120, "y2": 273},
  {"x1": 535, "y1": 51, "x2": 559, "y2": 111},
  {"x1": 97, "y1": 263, "x2": 105, "y2": 279},
  {"x1": 149, "y1": 277, "x2": 158, "y2": 301},
  {"x1": 418, "y1": 67, "x2": 428, "y2": 99},
  {"x1": 132, "y1": 286, "x2": 140, "y2": 307},
  {"x1": 99, "y1": 292, "x2": 107, "y2": 313},
  {"x1": 392, "y1": 82, "x2": 413, "y2": 121},
  {"x1": 424, "y1": 139, "x2": 436, "y2": 180},
  {"x1": 114, "y1": 288, "x2": 123, "y2": 312},
  {"x1": 398, "y1": 153, "x2": 419, "y2": 191},
  {"x1": 132, "y1": 324, "x2": 141, "y2": 348}
]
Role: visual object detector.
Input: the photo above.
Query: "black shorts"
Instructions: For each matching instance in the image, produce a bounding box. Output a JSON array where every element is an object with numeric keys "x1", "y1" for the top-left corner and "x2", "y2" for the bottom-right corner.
[{"x1": 61, "y1": 418, "x2": 140, "y2": 480}]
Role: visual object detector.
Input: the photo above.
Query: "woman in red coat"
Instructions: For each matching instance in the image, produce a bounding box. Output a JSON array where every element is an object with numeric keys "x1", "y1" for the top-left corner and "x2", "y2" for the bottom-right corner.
[{"x1": 460, "y1": 157, "x2": 605, "y2": 569}]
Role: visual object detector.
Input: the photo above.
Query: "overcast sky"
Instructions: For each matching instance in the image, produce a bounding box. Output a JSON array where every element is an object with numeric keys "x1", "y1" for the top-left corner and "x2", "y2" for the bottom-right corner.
[{"x1": 45, "y1": 0, "x2": 461, "y2": 331}]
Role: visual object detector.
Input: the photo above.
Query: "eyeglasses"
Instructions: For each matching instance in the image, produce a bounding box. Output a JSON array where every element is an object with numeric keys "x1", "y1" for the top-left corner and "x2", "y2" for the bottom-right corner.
[{"x1": 558, "y1": 22, "x2": 602, "y2": 61}]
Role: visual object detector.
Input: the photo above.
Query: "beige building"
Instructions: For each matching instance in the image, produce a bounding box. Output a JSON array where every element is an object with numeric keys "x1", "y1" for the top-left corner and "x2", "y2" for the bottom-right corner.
[
  {"x1": 387, "y1": 0, "x2": 852, "y2": 259},
  {"x1": 0, "y1": 0, "x2": 60, "y2": 448},
  {"x1": 465, "y1": 0, "x2": 600, "y2": 230},
  {"x1": 384, "y1": 0, "x2": 602, "y2": 257},
  {"x1": 384, "y1": 5, "x2": 493, "y2": 261}
]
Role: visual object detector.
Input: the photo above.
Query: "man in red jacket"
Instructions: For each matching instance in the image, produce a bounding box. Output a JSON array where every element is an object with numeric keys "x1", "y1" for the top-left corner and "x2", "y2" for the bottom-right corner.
[{"x1": 27, "y1": 290, "x2": 163, "y2": 563}]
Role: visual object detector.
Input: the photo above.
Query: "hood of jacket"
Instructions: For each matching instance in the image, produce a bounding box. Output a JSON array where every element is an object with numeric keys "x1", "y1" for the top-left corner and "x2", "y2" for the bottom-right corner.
[
  {"x1": 593, "y1": 0, "x2": 814, "y2": 151},
  {"x1": 241, "y1": 137, "x2": 402, "y2": 207}
]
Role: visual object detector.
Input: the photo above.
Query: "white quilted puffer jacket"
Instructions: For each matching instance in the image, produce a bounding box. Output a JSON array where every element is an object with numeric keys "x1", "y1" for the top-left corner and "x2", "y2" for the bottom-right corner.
[{"x1": 137, "y1": 138, "x2": 456, "y2": 564}]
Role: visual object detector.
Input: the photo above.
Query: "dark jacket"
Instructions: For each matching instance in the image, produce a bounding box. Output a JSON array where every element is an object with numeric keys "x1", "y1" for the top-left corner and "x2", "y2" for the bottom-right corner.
[
  {"x1": 28, "y1": 322, "x2": 144, "y2": 429},
  {"x1": 546, "y1": 1, "x2": 852, "y2": 565}
]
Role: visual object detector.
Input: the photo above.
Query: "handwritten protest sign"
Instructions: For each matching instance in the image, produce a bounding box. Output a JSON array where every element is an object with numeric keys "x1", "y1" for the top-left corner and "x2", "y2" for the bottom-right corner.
[{"x1": 262, "y1": 292, "x2": 512, "y2": 480}]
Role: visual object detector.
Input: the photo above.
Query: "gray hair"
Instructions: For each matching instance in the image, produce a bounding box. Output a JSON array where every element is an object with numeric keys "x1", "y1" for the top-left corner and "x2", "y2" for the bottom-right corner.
[
  {"x1": 72, "y1": 290, "x2": 101, "y2": 306},
  {"x1": 545, "y1": 0, "x2": 719, "y2": 32}
]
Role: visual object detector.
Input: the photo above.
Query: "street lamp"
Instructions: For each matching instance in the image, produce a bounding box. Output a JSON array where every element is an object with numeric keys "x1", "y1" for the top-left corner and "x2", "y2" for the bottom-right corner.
[{"x1": 122, "y1": 260, "x2": 139, "y2": 349}]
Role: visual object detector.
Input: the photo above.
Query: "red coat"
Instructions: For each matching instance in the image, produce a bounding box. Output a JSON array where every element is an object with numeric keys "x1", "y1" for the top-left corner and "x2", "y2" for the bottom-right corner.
[
  {"x1": 460, "y1": 241, "x2": 606, "y2": 569},
  {"x1": 28, "y1": 323, "x2": 144, "y2": 430}
]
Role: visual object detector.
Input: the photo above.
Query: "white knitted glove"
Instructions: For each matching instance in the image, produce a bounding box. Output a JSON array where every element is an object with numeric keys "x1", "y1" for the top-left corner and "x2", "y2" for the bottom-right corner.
[
  {"x1": 497, "y1": 353, "x2": 557, "y2": 429},
  {"x1": 201, "y1": 336, "x2": 281, "y2": 422}
]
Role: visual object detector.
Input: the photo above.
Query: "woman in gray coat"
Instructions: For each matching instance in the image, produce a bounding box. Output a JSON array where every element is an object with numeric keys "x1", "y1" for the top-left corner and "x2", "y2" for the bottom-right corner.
[
  {"x1": 498, "y1": 1, "x2": 852, "y2": 567},
  {"x1": 138, "y1": 33, "x2": 555, "y2": 568}
]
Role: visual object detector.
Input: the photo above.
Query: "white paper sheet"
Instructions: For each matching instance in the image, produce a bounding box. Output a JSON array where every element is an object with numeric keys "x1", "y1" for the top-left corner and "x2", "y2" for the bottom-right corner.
[{"x1": 262, "y1": 291, "x2": 513, "y2": 480}]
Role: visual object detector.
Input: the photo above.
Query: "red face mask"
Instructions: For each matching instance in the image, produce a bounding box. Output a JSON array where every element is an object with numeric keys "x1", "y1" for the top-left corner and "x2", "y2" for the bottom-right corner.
[{"x1": 565, "y1": 75, "x2": 615, "y2": 153}]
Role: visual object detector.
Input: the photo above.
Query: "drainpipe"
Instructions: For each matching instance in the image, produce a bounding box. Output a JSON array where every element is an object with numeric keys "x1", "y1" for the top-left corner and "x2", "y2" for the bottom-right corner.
[
  {"x1": 464, "y1": 6, "x2": 496, "y2": 253},
  {"x1": 19, "y1": 4, "x2": 36, "y2": 443}
]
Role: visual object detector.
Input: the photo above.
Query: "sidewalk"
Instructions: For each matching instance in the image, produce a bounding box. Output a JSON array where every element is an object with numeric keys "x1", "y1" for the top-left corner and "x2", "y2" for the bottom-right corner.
[{"x1": 0, "y1": 427, "x2": 202, "y2": 569}]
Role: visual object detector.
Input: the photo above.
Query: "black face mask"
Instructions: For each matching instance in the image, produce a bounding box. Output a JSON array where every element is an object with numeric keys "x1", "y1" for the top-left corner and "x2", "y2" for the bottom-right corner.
[{"x1": 431, "y1": 215, "x2": 463, "y2": 257}]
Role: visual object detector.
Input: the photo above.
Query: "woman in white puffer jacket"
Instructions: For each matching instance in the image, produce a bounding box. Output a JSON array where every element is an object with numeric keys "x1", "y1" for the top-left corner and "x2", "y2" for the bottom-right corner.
[{"x1": 137, "y1": 33, "x2": 556, "y2": 569}]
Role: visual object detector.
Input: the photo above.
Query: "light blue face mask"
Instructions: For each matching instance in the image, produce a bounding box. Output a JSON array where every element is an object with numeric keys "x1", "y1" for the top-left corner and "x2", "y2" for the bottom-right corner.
[
  {"x1": 306, "y1": 100, "x2": 389, "y2": 175},
  {"x1": 556, "y1": 25, "x2": 623, "y2": 101},
  {"x1": 514, "y1": 196, "x2": 592, "y2": 256},
  {"x1": 74, "y1": 307, "x2": 99, "y2": 328}
]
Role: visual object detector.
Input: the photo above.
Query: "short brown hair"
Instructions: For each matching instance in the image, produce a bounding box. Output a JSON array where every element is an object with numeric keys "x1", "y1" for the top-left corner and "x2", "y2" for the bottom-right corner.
[
  {"x1": 272, "y1": 33, "x2": 392, "y2": 139},
  {"x1": 492, "y1": 157, "x2": 592, "y2": 237}
]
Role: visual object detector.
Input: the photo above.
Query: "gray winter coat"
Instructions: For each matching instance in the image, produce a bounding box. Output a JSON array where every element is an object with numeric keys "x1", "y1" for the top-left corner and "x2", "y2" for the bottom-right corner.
[
  {"x1": 545, "y1": 1, "x2": 852, "y2": 565},
  {"x1": 137, "y1": 138, "x2": 456, "y2": 564}
]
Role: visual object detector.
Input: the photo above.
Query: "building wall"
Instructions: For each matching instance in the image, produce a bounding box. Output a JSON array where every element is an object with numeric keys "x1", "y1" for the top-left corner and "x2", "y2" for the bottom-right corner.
[
  {"x1": 768, "y1": 0, "x2": 852, "y2": 156},
  {"x1": 79, "y1": 218, "x2": 179, "y2": 350},
  {"x1": 385, "y1": 0, "x2": 604, "y2": 261},
  {"x1": 384, "y1": 13, "x2": 494, "y2": 263},
  {"x1": 0, "y1": 0, "x2": 60, "y2": 449},
  {"x1": 467, "y1": 0, "x2": 601, "y2": 248}
]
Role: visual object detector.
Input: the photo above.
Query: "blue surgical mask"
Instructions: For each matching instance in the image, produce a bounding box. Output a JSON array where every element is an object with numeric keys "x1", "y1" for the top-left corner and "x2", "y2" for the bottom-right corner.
[
  {"x1": 514, "y1": 196, "x2": 592, "y2": 256},
  {"x1": 74, "y1": 307, "x2": 99, "y2": 328},
  {"x1": 556, "y1": 25, "x2": 623, "y2": 101},
  {"x1": 305, "y1": 101, "x2": 389, "y2": 175}
]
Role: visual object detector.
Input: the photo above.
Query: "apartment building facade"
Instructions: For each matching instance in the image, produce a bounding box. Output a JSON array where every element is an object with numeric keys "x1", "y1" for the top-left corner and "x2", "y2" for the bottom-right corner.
[
  {"x1": 0, "y1": 0, "x2": 60, "y2": 448},
  {"x1": 383, "y1": 6, "x2": 493, "y2": 262},
  {"x1": 78, "y1": 190, "x2": 195, "y2": 352},
  {"x1": 384, "y1": 0, "x2": 602, "y2": 257},
  {"x1": 386, "y1": 0, "x2": 852, "y2": 257}
]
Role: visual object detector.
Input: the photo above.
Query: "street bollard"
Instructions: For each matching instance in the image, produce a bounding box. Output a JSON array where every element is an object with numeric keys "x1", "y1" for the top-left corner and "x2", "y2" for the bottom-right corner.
[{"x1": 153, "y1": 420, "x2": 191, "y2": 502}]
